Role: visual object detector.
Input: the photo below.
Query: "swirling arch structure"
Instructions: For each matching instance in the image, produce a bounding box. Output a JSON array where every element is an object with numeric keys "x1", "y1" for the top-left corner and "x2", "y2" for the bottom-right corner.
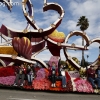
[
  {"x1": 0, "y1": 54, "x2": 36, "y2": 65},
  {"x1": 0, "y1": 59, "x2": 6, "y2": 67},
  {"x1": 22, "y1": 0, "x2": 39, "y2": 30},
  {"x1": 44, "y1": 36, "x2": 88, "y2": 50},
  {"x1": 0, "y1": 0, "x2": 65, "y2": 38},
  {"x1": 0, "y1": 33, "x2": 12, "y2": 45},
  {"x1": 65, "y1": 31, "x2": 90, "y2": 46},
  {"x1": 91, "y1": 38, "x2": 100, "y2": 43},
  {"x1": 0, "y1": 0, "x2": 12, "y2": 11},
  {"x1": 63, "y1": 47, "x2": 81, "y2": 70},
  {"x1": 63, "y1": 31, "x2": 100, "y2": 70},
  {"x1": 0, "y1": 0, "x2": 100, "y2": 70}
]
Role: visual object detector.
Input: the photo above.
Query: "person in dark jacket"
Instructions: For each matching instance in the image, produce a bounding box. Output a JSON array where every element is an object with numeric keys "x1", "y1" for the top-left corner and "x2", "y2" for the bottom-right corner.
[
  {"x1": 86, "y1": 65, "x2": 96, "y2": 89},
  {"x1": 95, "y1": 66, "x2": 100, "y2": 89},
  {"x1": 13, "y1": 64, "x2": 25, "y2": 86},
  {"x1": 27, "y1": 64, "x2": 35, "y2": 85},
  {"x1": 49, "y1": 62, "x2": 58, "y2": 87}
]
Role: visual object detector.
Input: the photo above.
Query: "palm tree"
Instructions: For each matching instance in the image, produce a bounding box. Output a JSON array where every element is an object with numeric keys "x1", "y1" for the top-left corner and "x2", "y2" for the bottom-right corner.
[{"x1": 76, "y1": 16, "x2": 89, "y2": 67}]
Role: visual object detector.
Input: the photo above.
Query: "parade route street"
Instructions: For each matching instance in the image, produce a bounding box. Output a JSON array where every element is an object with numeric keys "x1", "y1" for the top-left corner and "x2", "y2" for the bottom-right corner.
[{"x1": 0, "y1": 89, "x2": 100, "y2": 100}]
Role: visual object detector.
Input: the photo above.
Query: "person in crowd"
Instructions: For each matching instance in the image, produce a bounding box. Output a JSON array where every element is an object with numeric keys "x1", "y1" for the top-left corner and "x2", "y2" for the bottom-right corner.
[
  {"x1": 13, "y1": 64, "x2": 25, "y2": 86},
  {"x1": 26, "y1": 63, "x2": 35, "y2": 85},
  {"x1": 58, "y1": 64, "x2": 67, "y2": 88},
  {"x1": 95, "y1": 65, "x2": 100, "y2": 89},
  {"x1": 49, "y1": 62, "x2": 58, "y2": 87},
  {"x1": 86, "y1": 65, "x2": 97, "y2": 89}
]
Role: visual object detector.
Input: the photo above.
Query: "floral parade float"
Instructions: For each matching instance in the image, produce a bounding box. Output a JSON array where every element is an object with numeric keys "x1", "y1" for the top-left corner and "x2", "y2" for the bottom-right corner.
[{"x1": 0, "y1": 0, "x2": 100, "y2": 93}]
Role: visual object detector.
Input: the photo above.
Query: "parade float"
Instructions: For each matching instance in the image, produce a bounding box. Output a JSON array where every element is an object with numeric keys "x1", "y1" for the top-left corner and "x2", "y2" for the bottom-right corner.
[{"x1": 0, "y1": 0, "x2": 100, "y2": 94}]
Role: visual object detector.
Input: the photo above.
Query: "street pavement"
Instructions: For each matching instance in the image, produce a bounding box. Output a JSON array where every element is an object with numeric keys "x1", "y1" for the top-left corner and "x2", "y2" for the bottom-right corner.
[{"x1": 0, "y1": 89, "x2": 100, "y2": 100}]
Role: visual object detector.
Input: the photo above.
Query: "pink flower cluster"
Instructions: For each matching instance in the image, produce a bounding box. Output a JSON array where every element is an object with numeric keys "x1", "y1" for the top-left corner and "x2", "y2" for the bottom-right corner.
[
  {"x1": 35, "y1": 68, "x2": 45, "y2": 80},
  {"x1": 74, "y1": 78, "x2": 94, "y2": 93},
  {"x1": 0, "y1": 76, "x2": 16, "y2": 86},
  {"x1": 32, "y1": 68, "x2": 51, "y2": 90},
  {"x1": 35, "y1": 68, "x2": 49, "y2": 80}
]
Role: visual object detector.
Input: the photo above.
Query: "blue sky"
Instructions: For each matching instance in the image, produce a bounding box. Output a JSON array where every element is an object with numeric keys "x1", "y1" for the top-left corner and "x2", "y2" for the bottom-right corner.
[{"x1": 0, "y1": 0, "x2": 100, "y2": 63}]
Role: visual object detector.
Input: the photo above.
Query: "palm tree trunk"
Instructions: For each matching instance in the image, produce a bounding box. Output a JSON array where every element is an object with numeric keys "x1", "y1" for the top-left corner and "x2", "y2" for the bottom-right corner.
[{"x1": 82, "y1": 37, "x2": 84, "y2": 67}]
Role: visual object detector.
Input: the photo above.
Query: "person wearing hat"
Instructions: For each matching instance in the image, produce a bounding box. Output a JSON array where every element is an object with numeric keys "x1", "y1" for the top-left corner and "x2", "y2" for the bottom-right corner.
[{"x1": 86, "y1": 65, "x2": 96, "y2": 89}]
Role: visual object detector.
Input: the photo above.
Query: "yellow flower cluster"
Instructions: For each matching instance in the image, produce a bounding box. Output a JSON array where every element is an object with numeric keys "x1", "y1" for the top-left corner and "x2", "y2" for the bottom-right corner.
[
  {"x1": 0, "y1": 46, "x2": 18, "y2": 55},
  {"x1": 68, "y1": 57, "x2": 79, "y2": 71},
  {"x1": 48, "y1": 30, "x2": 65, "y2": 41},
  {"x1": 49, "y1": 30, "x2": 65, "y2": 38},
  {"x1": 79, "y1": 67, "x2": 86, "y2": 77}
]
